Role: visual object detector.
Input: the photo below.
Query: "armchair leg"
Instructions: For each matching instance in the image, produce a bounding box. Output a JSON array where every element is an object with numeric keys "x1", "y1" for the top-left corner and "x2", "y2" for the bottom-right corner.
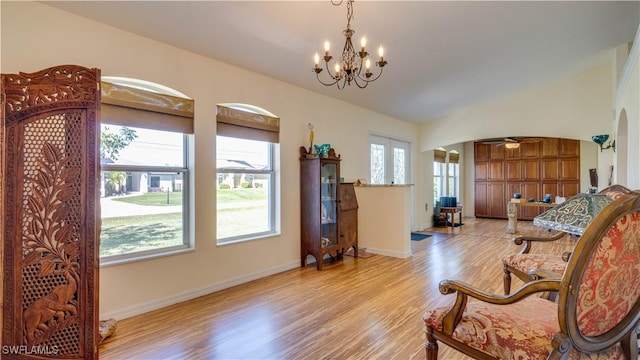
[
  {"x1": 503, "y1": 265, "x2": 512, "y2": 295},
  {"x1": 425, "y1": 326, "x2": 439, "y2": 360}
]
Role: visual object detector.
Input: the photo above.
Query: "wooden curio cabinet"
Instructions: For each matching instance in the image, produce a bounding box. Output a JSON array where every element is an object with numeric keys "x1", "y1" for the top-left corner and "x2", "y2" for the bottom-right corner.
[
  {"x1": 338, "y1": 182, "x2": 358, "y2": 259},
  {"x1": 300, "y1": 147, "x2": 357, "y2": 270}
]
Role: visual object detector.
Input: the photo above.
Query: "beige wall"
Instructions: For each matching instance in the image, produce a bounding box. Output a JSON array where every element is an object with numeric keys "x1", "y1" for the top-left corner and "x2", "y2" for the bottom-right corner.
[
  {"x1": 417, "y1": 63, "x2": 615, "y2": 149},
  {"x1": 354, "y1": 186, "x2": 413, "y2": 258},
  {"x1": 2, "y1": 2, "x2": 636, "y2": 320},
  {"x1": 1, "y1": 2, "x2": 417, "y2": 319},
  {"x1": 614, "y1": 26, "x2": 640, "y2": 189},
  {"x1": 417, "y1": 64, "x2": 615, "y2": 221}
]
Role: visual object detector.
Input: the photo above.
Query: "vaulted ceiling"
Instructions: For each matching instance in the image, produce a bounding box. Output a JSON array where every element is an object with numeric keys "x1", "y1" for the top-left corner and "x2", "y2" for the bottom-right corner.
[{"x1": 46, "y1": 1, "x2": 639, "y2": 123}]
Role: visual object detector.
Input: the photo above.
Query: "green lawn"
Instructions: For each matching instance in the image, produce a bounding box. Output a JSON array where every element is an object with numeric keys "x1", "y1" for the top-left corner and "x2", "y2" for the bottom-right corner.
[
  {"x1": 101, "y1": 188, "x2": 269, "y2": 256},
  {"x1": 216, "y1": 205, "x2": 269, "y2": 239},
  {"x1": 216, "y1": 188, "x2": 268, "y2": 202},
  {"x1": 100, "y1": 212, "x2": 183, "y2": 257},
  {"x1": 110, "y1": 188, "x2": 267, "y2": 206},
  {"x1": 111, "y1": 191, "x2": 183, "y2": 206}
]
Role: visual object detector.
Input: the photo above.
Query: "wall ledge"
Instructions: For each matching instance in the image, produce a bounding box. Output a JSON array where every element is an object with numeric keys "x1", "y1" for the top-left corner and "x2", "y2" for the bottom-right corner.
[{"x1": 355, "y1": 184, "x2": 414, "y2": 187}]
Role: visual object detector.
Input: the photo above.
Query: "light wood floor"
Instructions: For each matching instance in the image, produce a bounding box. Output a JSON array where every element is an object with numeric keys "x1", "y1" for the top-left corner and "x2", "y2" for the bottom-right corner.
[{"x1": 99, "y1": 218, "x2": 576, "y2": 360}]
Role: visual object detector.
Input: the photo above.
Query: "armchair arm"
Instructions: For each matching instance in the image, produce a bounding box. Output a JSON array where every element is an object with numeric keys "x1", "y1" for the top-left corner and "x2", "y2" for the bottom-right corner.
[
  {"x1": 439, "y1": 278, "x2": 561, "y2": 335},
  {"x1": 528, "y1": 268, "x2": 562, "y2": 281},
  {"x1": 514, "y1": 231, "x2": 567, "y2": 254}
]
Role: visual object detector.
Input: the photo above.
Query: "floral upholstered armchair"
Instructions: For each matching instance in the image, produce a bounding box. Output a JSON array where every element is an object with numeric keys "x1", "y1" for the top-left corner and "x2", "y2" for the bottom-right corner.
[
  {"x1": 502, "y1": 184, "x2": 634, "y2": 296},
  {"x1": 423, "y1": 192, "x2": 640, "y2": 359}
]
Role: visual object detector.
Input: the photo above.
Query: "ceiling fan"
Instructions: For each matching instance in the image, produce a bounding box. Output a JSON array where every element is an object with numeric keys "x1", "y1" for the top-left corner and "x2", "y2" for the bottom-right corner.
[{"x1": 480, "y1": 137, "x2": 543, "y2": 146}]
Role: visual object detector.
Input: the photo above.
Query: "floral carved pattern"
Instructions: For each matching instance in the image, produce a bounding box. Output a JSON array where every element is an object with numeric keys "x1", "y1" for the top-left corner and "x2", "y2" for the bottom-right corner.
[
  {"x1": 3, "y1": 64, "x2": 99, "y2": 359},
  {"x1": 577, "y1": 212, "x2": 640, "y2": 336},
  {"x1": 21, "y1": 141, "x2": 81, "y2": 346},
  {"x1": 3, "y1": 64, "x2": 99, "y2": 123}
]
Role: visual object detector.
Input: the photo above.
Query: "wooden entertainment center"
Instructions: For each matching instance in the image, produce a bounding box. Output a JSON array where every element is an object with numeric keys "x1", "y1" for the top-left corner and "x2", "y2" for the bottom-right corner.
[{"x1": 474, "y1": 138, "x2": 580, "y2": 220}]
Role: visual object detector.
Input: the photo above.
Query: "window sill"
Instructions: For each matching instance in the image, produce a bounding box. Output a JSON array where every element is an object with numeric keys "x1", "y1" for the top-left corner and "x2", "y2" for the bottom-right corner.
[
  {"x1": 100, "y1": 245, "x2": 194, "y2": 267},
  {"x1": 217, "y1": 232, "x2": 281, "y2": 247}
]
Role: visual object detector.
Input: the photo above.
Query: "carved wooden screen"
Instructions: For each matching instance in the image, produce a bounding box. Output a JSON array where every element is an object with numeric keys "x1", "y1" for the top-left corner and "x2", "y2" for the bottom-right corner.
[{"x1": 2, "y1": 65, "x2": 100, "y2": 359}]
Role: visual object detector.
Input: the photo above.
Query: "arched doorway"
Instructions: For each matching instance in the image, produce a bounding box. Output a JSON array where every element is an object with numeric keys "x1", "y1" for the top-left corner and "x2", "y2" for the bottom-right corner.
[{"x1": 616, "y1": 109, "x2": 629, "y2": 187}]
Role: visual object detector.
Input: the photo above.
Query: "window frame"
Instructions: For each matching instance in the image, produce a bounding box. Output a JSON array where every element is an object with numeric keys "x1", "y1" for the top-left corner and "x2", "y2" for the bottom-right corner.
[
  {"x1": 369, "y1": 134, "x2": 411, "y2": 185},
  {"x1": 216, "y1": 137, "x2": 278, "y2": 245},
  {"x1": 100, "y1": 127, "x2": 192, "y2": 266},
  {"x1": 448, "y1": 161, "x2": 460, "y2": 200},
  {"x1": 433, "y1": 161, "x2": 446, "y2": 205}
]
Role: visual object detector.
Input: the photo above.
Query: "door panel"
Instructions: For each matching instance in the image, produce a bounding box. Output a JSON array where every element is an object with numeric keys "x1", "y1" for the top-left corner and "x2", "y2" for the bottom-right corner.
[
  {"x1": 505, "y1": 161, "x2": 521, "y2": 181},
  {"x1": 559, "y1": 158, "x2": 580, "y2": 181},
  {"x1": 488, "y1": 183, "x2": 506, "y2": 218},
  {"x1": 475, "y1": 162, "x2": 488, "y2": 181},
  {"x1": 475, "y1": 183, "x2": 489, "y2": 217},
  {"x1": 522, "y1": 159, "x2": 540, "y2": 181},
  {"x1": 520, "y1": 182, "x2": 541, "y2": 220},
  {"x1": 542, "y1": 159, "x2": 558, "y2": 180},
  {"x1": 488, "y1": 161, "x2": 504, "y2": 181}
]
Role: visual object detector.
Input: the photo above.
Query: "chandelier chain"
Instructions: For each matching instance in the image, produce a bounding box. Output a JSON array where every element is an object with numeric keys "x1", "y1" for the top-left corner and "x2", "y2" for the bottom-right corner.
[{"x1": 313, "y1": 0, "x2": 387, "y2": 89}]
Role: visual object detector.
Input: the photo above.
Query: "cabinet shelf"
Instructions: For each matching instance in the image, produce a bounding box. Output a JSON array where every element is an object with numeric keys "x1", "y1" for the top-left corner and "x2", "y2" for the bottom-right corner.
[{"x1": 300, "y1": 146, "x2": 357, "y2": 270}]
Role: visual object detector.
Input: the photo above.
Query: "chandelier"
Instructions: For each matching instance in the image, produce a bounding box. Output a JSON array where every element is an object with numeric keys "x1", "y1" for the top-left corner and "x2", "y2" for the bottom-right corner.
[{"x1": 313, "y1": 0, "x2": 387, "y2": 89}]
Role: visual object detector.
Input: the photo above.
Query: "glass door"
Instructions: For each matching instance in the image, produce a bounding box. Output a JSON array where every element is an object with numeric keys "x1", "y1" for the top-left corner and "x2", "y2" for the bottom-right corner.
[{"x1": 320, "y1": 162, "x2": 338, "y2": 247}]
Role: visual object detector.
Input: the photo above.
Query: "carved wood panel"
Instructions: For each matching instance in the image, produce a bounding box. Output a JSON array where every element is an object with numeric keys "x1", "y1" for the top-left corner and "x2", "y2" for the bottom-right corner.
[{"x1": 2, "y1": 65, "x2": 100, "y2": 359}]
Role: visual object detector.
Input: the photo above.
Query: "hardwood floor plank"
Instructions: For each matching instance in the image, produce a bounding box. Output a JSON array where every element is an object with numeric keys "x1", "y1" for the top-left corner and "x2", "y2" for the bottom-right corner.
[{"x1": 100, "y1": 218, "x2": 574, "y2": 359}]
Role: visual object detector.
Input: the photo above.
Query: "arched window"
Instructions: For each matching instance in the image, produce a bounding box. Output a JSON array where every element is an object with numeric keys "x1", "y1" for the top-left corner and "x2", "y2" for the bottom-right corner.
[
  {"x1": 100, "y1": 77, "x2": 193, "y2": 262},
  {"x1": 216, "y1": 103, "x2": 280, "y2": 244}
]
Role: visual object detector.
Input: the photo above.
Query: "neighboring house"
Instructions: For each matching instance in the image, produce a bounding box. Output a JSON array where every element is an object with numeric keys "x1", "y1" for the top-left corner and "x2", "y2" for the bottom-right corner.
[
  {"x1": 217, "y1": 159, "x2": 268, "y2": 189},
  {"x1": 101, "y1": 158, "x2": 182, "y2": 196}
]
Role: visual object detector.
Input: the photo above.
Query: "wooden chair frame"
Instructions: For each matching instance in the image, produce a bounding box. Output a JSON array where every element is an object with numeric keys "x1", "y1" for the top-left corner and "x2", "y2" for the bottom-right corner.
[
  {"x1": 426, "y1": 193, "x2": 640, "y2": 360},
  {"x1": 502, "y1": 185, "x2": 635, "y2": 295},
  {"x1": 502, "y1": 231, "x2": 568, "y2": 295}
]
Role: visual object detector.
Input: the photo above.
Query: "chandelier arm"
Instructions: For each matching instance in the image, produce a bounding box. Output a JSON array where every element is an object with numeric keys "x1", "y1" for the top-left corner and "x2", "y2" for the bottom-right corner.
[
  {"x1": 351, "y1": 76, "x2": 370, "y2": 89},
  {"x1": 316, "y1": 72, "x2": 340, "y2": 87},
  {"x1": 312, "y1": 0, "x2": 386, "y2": 89},
  {"x1": 336, "y1": 77, "x2": 348, "y2": 90},
  {"x1": 356, "y1": 66, "x2": 385, "y2": 83},
  {"x1": 323, "y1": 60, "x2": 340, "y2": 81}
]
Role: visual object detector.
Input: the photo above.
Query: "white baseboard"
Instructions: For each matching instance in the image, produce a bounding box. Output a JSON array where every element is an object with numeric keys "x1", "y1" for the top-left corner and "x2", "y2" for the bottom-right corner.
[
  {"x1": 412, "y1": 223, "x2": 431, "y2": 232},
  {"x1": 100, "y1": 260, "x2": 300, "y2": 320},
  {"x1": 365, "y1": 246, "x2": 412, "y2": 259}
]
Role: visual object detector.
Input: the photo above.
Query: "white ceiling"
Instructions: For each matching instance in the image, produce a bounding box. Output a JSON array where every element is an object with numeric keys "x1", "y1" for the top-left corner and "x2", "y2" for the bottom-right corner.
[{"x1": 45, "y1": 1, "x2": 639, "y2": 124}]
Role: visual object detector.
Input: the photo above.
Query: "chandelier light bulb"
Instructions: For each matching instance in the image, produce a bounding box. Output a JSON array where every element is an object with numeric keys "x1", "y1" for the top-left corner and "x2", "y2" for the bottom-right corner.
[{"x1": 312, "y1": 0, "x2": 387, "y2": 89}]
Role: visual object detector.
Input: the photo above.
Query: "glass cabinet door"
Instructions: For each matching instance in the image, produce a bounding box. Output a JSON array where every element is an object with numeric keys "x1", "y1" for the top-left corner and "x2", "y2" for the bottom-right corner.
[{"x1": 320, "y1": 163, "x2": 337, "y2": 247}]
